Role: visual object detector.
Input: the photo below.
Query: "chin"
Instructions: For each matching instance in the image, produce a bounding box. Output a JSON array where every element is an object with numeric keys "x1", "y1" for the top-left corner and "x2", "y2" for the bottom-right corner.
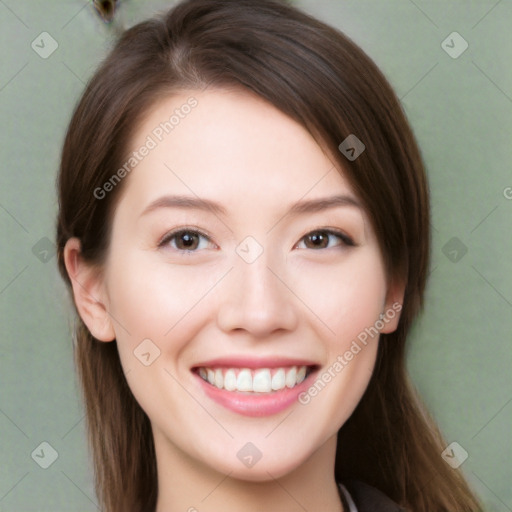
[
  {"x1": 202, "y1": 438, "x2": 317, "y2": 483},
  {"x1": 220, "y1": 458, "x2": 304, "y2": 483}
]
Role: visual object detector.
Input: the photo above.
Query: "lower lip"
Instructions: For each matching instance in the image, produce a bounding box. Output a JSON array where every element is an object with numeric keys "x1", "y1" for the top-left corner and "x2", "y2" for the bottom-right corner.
[{"x1": 193, "y1": 370, "x2": 317, "y2": 417}]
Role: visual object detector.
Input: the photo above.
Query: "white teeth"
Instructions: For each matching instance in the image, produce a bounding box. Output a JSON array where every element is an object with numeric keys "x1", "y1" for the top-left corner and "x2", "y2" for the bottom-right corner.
[
  {"x1": 271, "y1": 368, "x2": 285, "y2": 391},
  {"x1": 197, "y1": 365, "x2": 311, "y2": 393},
  {"x1": 236, "y1": 369, "x2": 253, "y2": 391},
  {"x1": 296, "y1": 366, "x2": 306, "y2": 384},
  {"x1": 253, "y1": 369, "x2": 272, "y2": 392},
  {"x1": 214, "y1": 368, "x2": 224, "y2": 388},
  {"x1": 224, "y1": 369, "x2": 237, "y2": 391},
  {"x1": 285, "y1": 366, "x2": 297, "y2": 388}
]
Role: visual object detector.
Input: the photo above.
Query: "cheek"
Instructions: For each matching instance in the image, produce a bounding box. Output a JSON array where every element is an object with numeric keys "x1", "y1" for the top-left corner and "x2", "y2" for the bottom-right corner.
[
  {"x1": 296, "y1": 253, "x2": 386, "y2": 427},
  {"x1": 295, "y1": 265, "x2": 384, "y2": 435},
  {"x1": 291, "y1": 251, "x2": 387, "y2": 343},
  {"x1": 105, "y1": 251, "x2": 226, "y2": 346}
]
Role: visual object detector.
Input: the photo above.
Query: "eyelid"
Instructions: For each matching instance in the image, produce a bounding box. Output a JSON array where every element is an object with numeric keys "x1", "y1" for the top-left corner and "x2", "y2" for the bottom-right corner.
[
  {"x1": 157, "y1": 226, "x2": 216, "y2": 249},
  {"x1": 158, "y1": 226, "x2": 356, "y2": 253},
  {"x1": 293, "y1": 227, "x2": 356, "y2": 249}
]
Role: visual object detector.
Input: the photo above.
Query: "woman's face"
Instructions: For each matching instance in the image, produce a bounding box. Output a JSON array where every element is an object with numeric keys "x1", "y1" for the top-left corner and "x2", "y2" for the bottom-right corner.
[{"x1": 74, "y1": 88, "x2": 402, "y2": 480}]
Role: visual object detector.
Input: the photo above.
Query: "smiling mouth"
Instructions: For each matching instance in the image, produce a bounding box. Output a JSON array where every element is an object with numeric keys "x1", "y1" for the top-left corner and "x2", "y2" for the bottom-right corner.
[{"x1": 192, "y1": 365, "x2": 317, "y2": 393}]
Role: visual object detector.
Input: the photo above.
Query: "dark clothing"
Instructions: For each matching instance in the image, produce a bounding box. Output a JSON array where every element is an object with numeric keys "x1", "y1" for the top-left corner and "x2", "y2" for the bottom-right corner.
[{"x1": 339, "y1": 481, "x2": 405, "y2": 512}]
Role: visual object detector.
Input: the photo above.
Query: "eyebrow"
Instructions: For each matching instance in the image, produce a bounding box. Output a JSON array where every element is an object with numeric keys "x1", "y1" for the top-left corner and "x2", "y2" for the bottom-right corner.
[{"x1": 139, "y1": 194, "x2": 362, "y2": 218}]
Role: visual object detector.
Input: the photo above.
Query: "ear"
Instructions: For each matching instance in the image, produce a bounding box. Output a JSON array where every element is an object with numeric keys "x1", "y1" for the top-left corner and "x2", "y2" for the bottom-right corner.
[
  {"x1": 379, "y1": 277, "x2": 406, "y2": 334},
  {"x1": 63, "y1": 237, "x2": 116, "y2": 342}
]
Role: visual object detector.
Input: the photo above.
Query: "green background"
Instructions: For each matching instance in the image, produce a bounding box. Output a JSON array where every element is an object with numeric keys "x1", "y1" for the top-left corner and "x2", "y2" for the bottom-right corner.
[{"x1": 0, "y1": 0, "x2": 511, "y2": 510}]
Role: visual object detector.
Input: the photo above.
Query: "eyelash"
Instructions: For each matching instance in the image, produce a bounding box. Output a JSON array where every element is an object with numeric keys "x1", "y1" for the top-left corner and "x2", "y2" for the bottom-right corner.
[{"x1": 158, "y1": 227, "x2": 356, "y2": 253}]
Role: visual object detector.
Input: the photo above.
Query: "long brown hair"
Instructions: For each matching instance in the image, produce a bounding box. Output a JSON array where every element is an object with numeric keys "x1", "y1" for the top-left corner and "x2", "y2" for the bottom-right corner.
[{"x1": 56, "y1": 0, "x2": 482, "y2": 510}]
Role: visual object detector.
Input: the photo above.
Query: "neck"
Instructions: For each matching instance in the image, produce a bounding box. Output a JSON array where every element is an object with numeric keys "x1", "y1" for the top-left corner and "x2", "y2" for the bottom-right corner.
[{"x1": 154, "y1": 432, "x2": 344, "y2": 512}]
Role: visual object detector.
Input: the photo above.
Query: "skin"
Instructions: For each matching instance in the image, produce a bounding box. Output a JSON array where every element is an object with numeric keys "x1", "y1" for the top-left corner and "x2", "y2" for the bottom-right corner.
[{"x1": 64, "y1": 88, "x2": 404, "y2": 512}]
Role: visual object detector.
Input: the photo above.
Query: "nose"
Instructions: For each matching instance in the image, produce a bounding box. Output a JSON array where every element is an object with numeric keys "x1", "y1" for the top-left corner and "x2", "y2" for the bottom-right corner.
[{"x1": 216, "y1": 253, "x2": 299, "y2": 338}]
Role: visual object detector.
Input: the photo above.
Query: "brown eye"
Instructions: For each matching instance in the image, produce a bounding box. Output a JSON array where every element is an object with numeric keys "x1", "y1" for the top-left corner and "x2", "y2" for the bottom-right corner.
[
  {"x1": 159, "y1": 229, "x2": 213, "y2": 252},
  {"x1": 174, "y1": 231, "x2": 200, "y2": 250},
  {"x1": 297, "y1": 230, "x2": 355, "y2": 250}
]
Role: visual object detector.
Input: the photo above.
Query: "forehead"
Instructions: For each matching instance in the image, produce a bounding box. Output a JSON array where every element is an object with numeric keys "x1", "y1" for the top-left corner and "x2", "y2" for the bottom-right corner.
[{"x1": 117, "y1": 88, "x2": 361, "y2": 221}]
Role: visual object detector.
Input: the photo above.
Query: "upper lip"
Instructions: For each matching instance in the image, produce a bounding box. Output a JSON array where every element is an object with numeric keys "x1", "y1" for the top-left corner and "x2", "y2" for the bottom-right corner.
[{"x1": 192, "y1": 356, "x2": 319, "y2": 370}]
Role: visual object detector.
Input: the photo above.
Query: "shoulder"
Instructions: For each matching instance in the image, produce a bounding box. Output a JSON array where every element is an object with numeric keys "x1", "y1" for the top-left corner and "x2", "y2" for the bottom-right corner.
[{"x1": 339, "y1": 480, "x2": 406, "y2": 512}]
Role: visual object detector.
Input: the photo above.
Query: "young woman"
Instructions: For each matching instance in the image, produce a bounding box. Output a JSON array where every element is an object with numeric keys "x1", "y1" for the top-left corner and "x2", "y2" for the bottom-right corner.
[{"x1": 56, "y1": 0, "x2": 483, "y2": 510}]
